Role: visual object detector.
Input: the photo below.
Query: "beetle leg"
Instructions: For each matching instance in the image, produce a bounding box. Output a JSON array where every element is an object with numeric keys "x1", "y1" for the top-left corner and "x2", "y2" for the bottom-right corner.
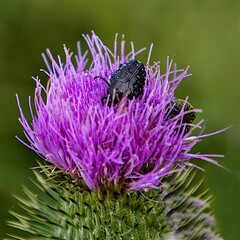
[{"x1": 94, "y1": 76, "x2": 111, "y2": 86}]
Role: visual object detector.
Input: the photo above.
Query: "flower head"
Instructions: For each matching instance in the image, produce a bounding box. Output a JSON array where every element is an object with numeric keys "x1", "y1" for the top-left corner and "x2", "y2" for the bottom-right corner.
[{"x1": 17, "y1": 32, "x2": 223, "y2": 192}]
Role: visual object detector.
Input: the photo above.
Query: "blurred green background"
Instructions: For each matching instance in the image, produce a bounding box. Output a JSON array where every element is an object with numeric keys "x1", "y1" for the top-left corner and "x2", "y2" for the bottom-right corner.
[{"x1": 0, "y1": 0, "x2": 239, "y2": 239}]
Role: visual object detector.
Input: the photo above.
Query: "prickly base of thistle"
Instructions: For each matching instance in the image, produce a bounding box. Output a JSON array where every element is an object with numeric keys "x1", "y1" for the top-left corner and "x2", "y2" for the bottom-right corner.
[
  {"x1": 163, "y1": 169, "x2": 223, "y2": 240},
  {"x1": 7, "y1": 163, "x2": 222, "y2": 240},
  {"x1": 7, "y1": 163, "x2": 169, "y2": 239}
]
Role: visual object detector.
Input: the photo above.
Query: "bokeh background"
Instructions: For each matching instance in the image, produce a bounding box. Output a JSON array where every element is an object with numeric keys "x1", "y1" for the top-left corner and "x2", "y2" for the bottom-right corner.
[{"x1": 0, "y1": 0, "x2": 239, "y2": 239}]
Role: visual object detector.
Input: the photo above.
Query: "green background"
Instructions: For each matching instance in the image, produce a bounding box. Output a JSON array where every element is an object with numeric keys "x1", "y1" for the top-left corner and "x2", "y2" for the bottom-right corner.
[{"x1": 0, "y1": 0, "x2": 239, "y2": 239}]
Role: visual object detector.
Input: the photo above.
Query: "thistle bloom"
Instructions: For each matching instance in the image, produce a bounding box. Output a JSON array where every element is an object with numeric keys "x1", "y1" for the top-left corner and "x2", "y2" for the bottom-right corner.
[{"x1": 17, "y1": 32, "x2": 222, "y2": 192}]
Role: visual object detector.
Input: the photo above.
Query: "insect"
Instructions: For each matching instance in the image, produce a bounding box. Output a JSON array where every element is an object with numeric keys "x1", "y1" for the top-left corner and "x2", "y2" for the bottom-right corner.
[
  {"x1": 167, "y1": 98, "x2": 196, "y2": 134},
  {"x1": 95, "y1": 59, "x2": 146, "y2": 105}
]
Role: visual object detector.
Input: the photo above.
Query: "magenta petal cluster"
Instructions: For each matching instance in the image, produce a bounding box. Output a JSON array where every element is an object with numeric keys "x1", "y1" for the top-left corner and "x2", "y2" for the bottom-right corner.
[{"x1": 17, "y1": 32, "x2": 223, "y2": 192}]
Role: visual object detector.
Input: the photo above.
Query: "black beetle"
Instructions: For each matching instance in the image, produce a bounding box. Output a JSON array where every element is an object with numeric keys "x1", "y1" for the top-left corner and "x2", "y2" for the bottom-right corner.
[
  {"x1": 95, "y1": 59, "x2": 146, "y2": 105},
  {"x1": 167, "y1": 98, "x2": 196, "y2": 134}
]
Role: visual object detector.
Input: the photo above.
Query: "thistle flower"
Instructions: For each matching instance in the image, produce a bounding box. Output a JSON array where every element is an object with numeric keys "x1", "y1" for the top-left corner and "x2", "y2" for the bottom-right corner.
[
  {"x1": 10, "y1": 32, "x2": 225, "y2": 239},
  {"x1": 17, "y1": 32, "x2": 223, "y2": 193}
]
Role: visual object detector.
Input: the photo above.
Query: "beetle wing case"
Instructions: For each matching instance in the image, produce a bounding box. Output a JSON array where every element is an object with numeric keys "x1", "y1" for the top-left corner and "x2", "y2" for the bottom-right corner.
[{"x1": 109, "y1": 59, "x2": 146, "y2": 99}]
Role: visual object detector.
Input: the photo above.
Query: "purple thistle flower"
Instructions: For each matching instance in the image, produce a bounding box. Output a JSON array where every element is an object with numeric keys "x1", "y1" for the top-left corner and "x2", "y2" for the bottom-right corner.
[{"x1": 17, "y1": 32, "x2": 224, "y2": 192}]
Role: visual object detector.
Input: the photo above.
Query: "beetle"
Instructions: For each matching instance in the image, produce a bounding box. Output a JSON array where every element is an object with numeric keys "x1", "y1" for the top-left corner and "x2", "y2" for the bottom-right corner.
[
  {"x1": 95, "y1": 59, "x2": 146, "y2": 105},
  {"x1": 167, "y1": 98, "x2": 196, "y2": 134}
]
